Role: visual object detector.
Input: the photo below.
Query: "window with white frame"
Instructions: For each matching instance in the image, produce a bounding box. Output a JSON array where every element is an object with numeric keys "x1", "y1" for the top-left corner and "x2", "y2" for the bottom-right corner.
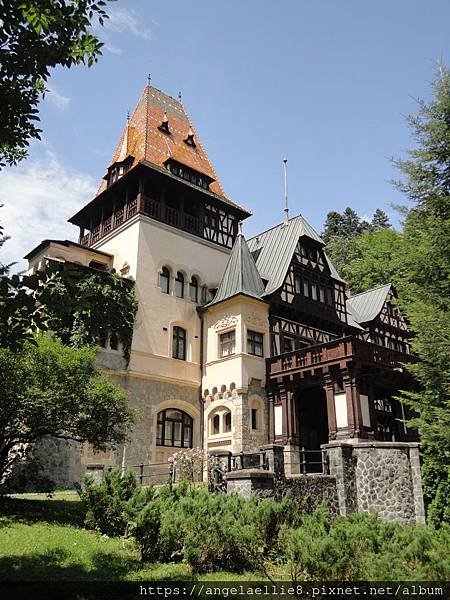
[{"x1": 220, "y1": 330, "x2": 236, "y2": 357}]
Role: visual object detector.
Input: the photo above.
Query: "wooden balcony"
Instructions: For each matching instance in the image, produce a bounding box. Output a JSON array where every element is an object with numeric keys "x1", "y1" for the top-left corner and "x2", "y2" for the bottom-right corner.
[
  {"x1": 80, "y1": 194, "x2": 202, "y2": 247},
  {"x1": 267, "y1": 336, "x2": 413, "y2": 382}
]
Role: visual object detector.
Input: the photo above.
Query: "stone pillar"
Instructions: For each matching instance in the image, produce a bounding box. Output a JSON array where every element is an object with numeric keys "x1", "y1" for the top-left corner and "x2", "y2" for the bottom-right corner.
[
  {"x1": 226, "y1": 469, "x2": 275, "y2": 498},
  {"x1": 323, "y1": 441, "x2": 426, "y2": 524},
  {"x1": 323, "y1": 442, "x2": 357, "y2": 516},
  {"x1": 260, "y1": 444, "x2": 285, "y2": 477}
]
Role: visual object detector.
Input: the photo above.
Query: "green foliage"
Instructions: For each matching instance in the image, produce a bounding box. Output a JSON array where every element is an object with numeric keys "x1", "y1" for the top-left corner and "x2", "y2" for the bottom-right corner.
[
  {"x1": 326, "y1": 228, "x2": 403, "y2": 294},
  {"x1": 281, "y1": 506, "x2": 450, "y2": 581},
  {"x1": 134, "y1": 485, "x2": 304, "y2": 573},
  {"x1": 0, "y1": 0, "x2": 115, "y2": 167},
  {"x1": 0, "y1": 261, "x2": 137, "y2": 359},
  {"x1": 391, "y1": 64, "x2": 450, "y2": 523},
  {"x1": 322, "y1": 207, "x2": 388, "y2": 243},
  {"x1": 82, "y1": 468, "x2": 154, "y2": 538},
  {"x1": 0, "y1": 335, "x2": 136, "y2": 484}
]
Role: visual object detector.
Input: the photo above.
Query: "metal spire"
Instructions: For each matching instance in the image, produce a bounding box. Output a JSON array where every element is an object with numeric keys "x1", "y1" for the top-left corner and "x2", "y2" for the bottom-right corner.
[
  {"x1": 283, "y1": 158, "x2": 289, "y2": 225},
  {"x1": 147, "y1": 73, "x2": 151, "y2": 86},
  {"x1": 178, "y1": 91, "x2": 182, "y2": 102}
]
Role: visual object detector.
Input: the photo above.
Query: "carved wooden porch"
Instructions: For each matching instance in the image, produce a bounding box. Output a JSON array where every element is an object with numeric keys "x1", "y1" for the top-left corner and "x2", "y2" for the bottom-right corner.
[{"x1": 266, "y1": 336, "x2": 416, "y2": 449}]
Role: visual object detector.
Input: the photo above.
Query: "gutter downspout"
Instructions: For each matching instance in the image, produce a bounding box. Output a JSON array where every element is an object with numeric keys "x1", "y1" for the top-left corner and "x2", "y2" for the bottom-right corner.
[{"x1": 198, "y1": 309, "x2": 205, "y2": 450}]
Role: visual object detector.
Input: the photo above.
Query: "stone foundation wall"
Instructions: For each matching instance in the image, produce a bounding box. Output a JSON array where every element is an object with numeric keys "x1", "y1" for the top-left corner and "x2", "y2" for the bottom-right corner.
[
  {"x1": 23, "y1": 372, "x2": 201, "y2": 489},
  {"x1": 324, "y1": 441, "x2": 425, "y2": 524},
  {"x1": 276, "y1": 474, "x2": 340, "y2": 517}
]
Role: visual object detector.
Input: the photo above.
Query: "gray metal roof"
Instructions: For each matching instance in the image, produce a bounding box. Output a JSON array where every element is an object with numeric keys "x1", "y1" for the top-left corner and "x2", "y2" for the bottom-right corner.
[
  {"x1": 247, "y1": 215, "x2": 345, "y2": 295},
  {"x1": 206, "y1": 233, "x2": 266, "y2": 307},
  {"x1": 346, "y1": 283, "x2": 392, "y2": 323}
]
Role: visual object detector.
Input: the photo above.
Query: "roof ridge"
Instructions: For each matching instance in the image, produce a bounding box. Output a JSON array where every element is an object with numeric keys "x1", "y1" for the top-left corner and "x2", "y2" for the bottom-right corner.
[
  {"x1": 248, "y1": 214, "x2": 304, "y2": 242},
  {"x1": 348, "y1": 282, "x2": 392, "y2": 299}
]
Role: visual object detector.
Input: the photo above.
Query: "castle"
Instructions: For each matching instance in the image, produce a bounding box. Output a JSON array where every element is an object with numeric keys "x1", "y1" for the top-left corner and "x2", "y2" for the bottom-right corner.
[{"x1": 24, "y1": 83, "x2": 424, "y2": 522}]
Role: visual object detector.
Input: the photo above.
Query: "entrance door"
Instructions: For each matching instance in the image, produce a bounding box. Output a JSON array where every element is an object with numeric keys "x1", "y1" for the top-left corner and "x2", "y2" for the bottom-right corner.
[{"x1": 295, "y1": 386, "x2": 329, "y2": 450}]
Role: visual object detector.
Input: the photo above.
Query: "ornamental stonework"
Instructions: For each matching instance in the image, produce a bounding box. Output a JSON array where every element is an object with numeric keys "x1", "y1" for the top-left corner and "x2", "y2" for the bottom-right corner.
[
  {"x1": 214, "y1": 315, "x2": 238, "y2": 331},
  {"x1": 244, "y1": 313, "x2": 266, "y2": 328}
]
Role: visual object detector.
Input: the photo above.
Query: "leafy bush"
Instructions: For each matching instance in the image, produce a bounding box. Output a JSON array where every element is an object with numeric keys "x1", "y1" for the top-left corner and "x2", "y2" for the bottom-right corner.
[
  {"x1": 281, "y1": 506, "x2": 450, "y2": 581},
  {"x1": 82, "y1": 467, "x2": 154, "y2": 537}
]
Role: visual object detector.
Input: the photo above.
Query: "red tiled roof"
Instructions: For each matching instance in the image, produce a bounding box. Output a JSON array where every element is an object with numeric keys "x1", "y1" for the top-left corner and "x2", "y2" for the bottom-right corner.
[{"x1": 97, "y1": 85, "x2": 225, "y2": 197}]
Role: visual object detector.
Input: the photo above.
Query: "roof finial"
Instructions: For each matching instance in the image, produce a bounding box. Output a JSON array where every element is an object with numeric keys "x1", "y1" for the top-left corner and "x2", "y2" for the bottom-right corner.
[
  {"x1": 283, "y1": 158, "x2": 289, "y2": 225},
  {"x1": 178, "y1": 91, "x2": 182, "y2": 102},
  {"x1": 238, "y1": 221, "x2": 243, "y2": 237},
  {"x1": 147, "y1": 73, "x2": 151, "y2": 86},
  {"x1": 126, "y1": 110, "x2": 130, "y2": 124}
]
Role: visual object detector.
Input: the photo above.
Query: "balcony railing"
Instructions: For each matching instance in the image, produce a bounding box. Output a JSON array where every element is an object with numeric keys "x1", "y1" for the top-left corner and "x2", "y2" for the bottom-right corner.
[
  {"x1": 80, "y1": 194, "x2": 202, "y2": 246},
  {"x1": 267, "y1": 336, "x2": 413, "y2": 379}
]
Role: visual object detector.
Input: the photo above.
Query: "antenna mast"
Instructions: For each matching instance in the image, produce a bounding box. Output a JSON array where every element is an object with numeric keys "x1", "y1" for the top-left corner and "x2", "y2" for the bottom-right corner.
[{"x1": 283, "y1": 158, "x2": 289, "y2": 224}]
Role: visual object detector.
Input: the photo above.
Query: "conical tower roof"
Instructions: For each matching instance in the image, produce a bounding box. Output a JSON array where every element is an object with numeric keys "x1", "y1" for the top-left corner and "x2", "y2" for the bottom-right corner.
[{"x1": 207, "y1": 231, "x2": 266, "y2": 307}]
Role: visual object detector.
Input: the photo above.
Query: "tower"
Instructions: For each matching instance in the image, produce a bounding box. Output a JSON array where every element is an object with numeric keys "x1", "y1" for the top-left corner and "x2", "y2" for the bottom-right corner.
[{"x1": 67, "y1": 83, "x2": 250, "y2": 469}]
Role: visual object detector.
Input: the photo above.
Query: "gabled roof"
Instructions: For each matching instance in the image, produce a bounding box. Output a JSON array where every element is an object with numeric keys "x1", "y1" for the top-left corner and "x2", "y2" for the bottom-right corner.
[
  {"x1": 247, "y1": 214, "x2": 344, "y2": 296},
  {"x1": 95, "y1": 84, "x2": 249, "y2": 215},
  {"x1": 23, "y1": 239, "x2": 113, "y2": 261},
  {"x1": 346, "y1": 283, "x2": 392, "y2": 323},
  {"x1": 206, "y1": 233, "x2": 266, "y2": 307}
]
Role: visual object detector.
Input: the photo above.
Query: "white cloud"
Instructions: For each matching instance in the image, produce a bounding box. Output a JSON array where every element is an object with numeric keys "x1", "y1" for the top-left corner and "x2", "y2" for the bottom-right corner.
[
  {"x1": 94, "y1": 7, "x2": 153, "y2": 55},
  {"x1": 105, "y1": 8, "x2": 153, "y2": 40},
  {"x1": 45, "y1": 85, "x2": 71, "y2": 110},
  {"x1": 0, "y1": 152, "x2": 96, "y2": 271}
]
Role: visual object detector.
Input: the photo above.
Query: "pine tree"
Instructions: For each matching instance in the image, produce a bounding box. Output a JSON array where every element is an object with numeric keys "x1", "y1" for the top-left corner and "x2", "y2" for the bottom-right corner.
[
  {"x1": 393, "y1": 64, "x2": 450, "y2": 526},
  {"x1": 371, "y1": 208, "x2": 390, "y2": 230}
]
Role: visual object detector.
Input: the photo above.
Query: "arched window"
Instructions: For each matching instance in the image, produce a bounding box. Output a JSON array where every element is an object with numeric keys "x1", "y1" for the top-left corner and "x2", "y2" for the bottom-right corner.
[
  {"x1": 160, "y1": 266, "x2": 170, "y2": 294},
  {"x1": 172, "y1": 326, "x2": 186, "y2": 360},
  {"x1": 175, "y1": 271, "x2": 184, "y2": 298},
  {"x1": 189, "y1": 276, "x2": 199, "y2": 302},
  {"x1": 156, "y1": 409, "x2": 193, "y2": 448},
  {"x1": 225, "y1": 412, "x2": 232, "y2": 433},
  {"x1": 212, "y1": 414, "x2": 220, "y2": 435}
]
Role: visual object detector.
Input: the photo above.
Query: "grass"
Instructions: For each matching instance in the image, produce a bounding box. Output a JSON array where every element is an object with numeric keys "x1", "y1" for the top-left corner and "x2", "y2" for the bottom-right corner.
[{"x1": 0, "y1": 492, "x2": 265, "y2": 582}]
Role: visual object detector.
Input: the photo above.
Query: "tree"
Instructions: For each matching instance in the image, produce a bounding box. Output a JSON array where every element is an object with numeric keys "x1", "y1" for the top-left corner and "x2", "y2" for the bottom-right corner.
[
  {"x1": 0, "y1": 260, "x2": 137, "y2": 357},
  {"x1": 322, "y1": 206, "x2": 374, "y2": 242},
  {"x1": 0, "y1": 334, "x2": 137, "y2": 485},
  {"x1": 392, "y1": 64, "x2": 450, "y2": 526},
  {"x1": 371, "y1": 208, "x2": 390, "y2": 230},
  {"x1": 0, "y1": 0, "x2": 114, "y2": 167},
  {"x1": 326, "y1": 228, "x2": 402, "y2": 294}
]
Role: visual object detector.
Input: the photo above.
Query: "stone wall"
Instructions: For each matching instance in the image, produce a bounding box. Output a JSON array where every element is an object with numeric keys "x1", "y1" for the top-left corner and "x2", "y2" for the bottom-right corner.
[
  {"x1": 24, "y1": 372, "x2": 201, "y2": 489},
  {"x1": 324, "y1": 441, "x2": 425, "y2": 524},
  {"x1": 276, "y1": 475, "x2": 340, "y2": 517}
]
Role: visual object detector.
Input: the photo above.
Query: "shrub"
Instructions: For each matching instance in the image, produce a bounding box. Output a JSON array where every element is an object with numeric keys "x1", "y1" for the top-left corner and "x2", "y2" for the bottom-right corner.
[
  {"x1": 281, "y1": 507, "x2": 450, "y2": 581},
  {"x1": 82, "y1": 467, "x2": 154, "y2": 537},
  {"x1": 134, "y1": 484, "x2": 302, "y2": 573}
]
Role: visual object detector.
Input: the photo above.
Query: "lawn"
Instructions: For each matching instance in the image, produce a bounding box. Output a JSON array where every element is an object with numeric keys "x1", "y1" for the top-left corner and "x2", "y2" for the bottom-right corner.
[{"x1": 0, "y1": 492, "x2": 265, "y2": 582}]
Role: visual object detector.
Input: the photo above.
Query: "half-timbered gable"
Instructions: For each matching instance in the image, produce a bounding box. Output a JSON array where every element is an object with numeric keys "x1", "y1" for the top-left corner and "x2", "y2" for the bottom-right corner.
[{"x1": 347, "y1": 284, "x2": 410, "y2": 353}]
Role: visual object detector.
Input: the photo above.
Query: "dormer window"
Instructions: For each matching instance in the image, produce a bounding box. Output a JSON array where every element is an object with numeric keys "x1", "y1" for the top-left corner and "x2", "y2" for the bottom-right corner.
[
  {"x1": 164, "y1": 158, "x2": 213, "y2": 191},
  {"x1": 184, "y1": 126, "x2": 196, "y2": 147},
  {"x1": 158, "y1": 111, "x2": 170, "y2": 134}
]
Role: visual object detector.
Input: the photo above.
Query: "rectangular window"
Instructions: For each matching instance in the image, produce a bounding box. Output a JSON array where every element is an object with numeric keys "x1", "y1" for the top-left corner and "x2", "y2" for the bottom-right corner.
[
  {"x1": 303, "y1": 280, "x2": 309, "y2": 297},
  {"x1": 251, "y1": 408, "x2": 258, "y2": 430},
  {"x1": 326, "y1": 288, "x2": 333, "y2": 305},
  {"x1": 311, "y1": 282, "x2": 317, "y2": 300},
  {"x1": 294, "y1": 275, "x2": 302, "y2": 294},
  {"x1": 247, "y1": 330, "x2": 264, "y2": 357},
  {"x1": 220, "y1": 330, "x2": 236, "y2": 357},
  {"x1": 319, "y1": 286, "x2": 325, "y2": 303}
]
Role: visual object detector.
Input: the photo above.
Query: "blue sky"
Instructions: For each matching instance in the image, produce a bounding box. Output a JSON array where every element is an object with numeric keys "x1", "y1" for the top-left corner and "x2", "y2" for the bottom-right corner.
[{"x1": 1, "y1": 0, "x2": 449, "y2": 269}]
